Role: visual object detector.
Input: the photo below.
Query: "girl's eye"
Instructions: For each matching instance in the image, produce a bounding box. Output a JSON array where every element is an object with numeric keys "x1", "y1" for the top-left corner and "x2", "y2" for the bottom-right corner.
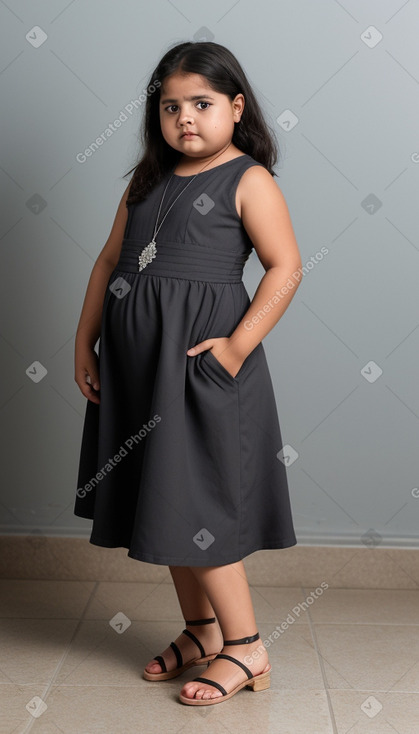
[{"x1": 165, "y1": 102, "x2": 211, "y2": 113}]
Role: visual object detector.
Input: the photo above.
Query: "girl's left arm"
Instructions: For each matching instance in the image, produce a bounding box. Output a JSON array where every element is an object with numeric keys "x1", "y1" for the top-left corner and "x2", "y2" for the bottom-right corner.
[
  {"x1": 187, "y1": 166, "x2": 304, "y2": 377},
  {"x1": 226, "y1": 165, "x2": 303, "y2": 366}
]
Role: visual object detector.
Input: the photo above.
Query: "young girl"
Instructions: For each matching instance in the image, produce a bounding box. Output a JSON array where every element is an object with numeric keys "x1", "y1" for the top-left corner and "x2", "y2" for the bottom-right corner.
[{"x1": 74, "y1": 40, "x2": 302, "y2": 706}]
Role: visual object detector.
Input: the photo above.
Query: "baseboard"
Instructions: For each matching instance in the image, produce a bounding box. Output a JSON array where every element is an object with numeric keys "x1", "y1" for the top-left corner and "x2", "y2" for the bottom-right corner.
[
  {"x1": 0, "y1": 535, "x2": 418, "y2": 588},
  {"x1": 1, "y1": 526, "x2": 417, "y2": 547}
]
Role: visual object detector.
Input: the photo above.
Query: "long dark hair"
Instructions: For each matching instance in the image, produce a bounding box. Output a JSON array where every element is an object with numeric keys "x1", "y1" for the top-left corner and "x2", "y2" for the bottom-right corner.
[{"x1": 124, "y1": 41, "x2": 280, "y2": 205}]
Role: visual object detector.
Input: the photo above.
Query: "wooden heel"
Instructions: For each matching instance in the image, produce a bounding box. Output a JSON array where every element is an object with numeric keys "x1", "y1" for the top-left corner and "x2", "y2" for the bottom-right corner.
[{"x1": 248, "y1": 672, "x2": 270, "y2": 691}]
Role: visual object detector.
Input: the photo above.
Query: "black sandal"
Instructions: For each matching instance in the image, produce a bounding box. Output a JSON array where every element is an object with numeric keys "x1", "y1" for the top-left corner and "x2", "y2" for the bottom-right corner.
[
  {"x1": 143, "y1": 616, "x2": 221, "y2": 681},
  {"x1": 178, "y1": 631, "x2": 271, "y2": 705}
]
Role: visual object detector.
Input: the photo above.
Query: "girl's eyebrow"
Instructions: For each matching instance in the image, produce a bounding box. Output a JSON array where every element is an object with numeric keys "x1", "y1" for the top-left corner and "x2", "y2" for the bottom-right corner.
[{"x1": 160, "y1": 94, "x2": 215, "y2": 104}]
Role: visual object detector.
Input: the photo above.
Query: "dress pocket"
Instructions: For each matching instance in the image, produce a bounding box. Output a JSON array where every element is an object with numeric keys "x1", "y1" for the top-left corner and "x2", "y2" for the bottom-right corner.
[
  {"x1": 200, "y1": 349, "x2": 239, "y2": 388},
  {"x1": 202, "y1": 343, "x2": 262, "y2": 385},
  {"x1": 202, "y1": 349, "x2": 240, "y2": 386}
]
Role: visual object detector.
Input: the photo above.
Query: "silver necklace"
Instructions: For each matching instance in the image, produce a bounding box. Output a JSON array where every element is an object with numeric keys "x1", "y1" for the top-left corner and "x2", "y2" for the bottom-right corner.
[{"x1": 138, "y1": 144, "x2": 232, "y2": 272}]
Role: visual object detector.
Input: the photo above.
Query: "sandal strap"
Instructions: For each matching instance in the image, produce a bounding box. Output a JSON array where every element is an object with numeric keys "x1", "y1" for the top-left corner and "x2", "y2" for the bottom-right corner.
[
  {"x1": 189, "y1": 649, "x2": 257, "y2": 695},
  {"x1": 184, "y1": 617, "x2": 216, "y2": 626},
  {"x1": 223, "y1": 631, "x2": 259, "y2": 646},
  {"x1": 169, "y1": 641, "x2": 183, "y2": 668},
  {"x1": 214, "y1": 652, "x2": 253, "y2": 679},
  {"x1": 153, "y1": 619, "x2": 216, "y2": 672},
  {"x1": 181, "y1": 628, "x2": 206, "y2": 659},
  {"x1": 192, "y1": 675, "x2": 227, "y2": 697}
]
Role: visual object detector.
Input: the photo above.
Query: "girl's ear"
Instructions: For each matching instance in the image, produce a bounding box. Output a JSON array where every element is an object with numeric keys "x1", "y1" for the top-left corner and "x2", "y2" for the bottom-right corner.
[{"x1": 232, "y1": 93, "x2": 245, "y2": 121}]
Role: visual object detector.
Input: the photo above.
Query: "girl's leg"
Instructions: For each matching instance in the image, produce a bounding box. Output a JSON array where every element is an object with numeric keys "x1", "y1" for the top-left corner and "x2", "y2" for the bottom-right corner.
[
  {"x1": 169, "y1": 565, "x2": 216, "y2": 619},
  {"x1": 144, "y1": 565, "x2": 223, "y2": 674},
  {"x1": 180, "y1": 560, "x2": 270, "y2": 701}
]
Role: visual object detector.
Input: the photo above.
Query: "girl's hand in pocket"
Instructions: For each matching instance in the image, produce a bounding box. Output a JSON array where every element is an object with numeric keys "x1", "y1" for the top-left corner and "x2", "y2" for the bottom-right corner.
[
  {"x1": 187, "y1": 337, "x2": 243, "y2": 379},
  {"x1": 75, "y1": 343, "x2": 101, "y2": 404}
]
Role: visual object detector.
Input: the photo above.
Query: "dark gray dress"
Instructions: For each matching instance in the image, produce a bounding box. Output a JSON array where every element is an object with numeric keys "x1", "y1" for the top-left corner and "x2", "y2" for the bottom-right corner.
[{"x1": 74, "y1": 154, "x2": 297, "y2": 566}]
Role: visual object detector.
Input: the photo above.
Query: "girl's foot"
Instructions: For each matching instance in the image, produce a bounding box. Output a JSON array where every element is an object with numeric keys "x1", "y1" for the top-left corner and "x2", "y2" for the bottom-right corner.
[
  {"x1": 179, "y1": 637, "x2": 270, "y2": 701},
  {"x1": 144, "y1": 622, "x2": 223, "y2": 675}
]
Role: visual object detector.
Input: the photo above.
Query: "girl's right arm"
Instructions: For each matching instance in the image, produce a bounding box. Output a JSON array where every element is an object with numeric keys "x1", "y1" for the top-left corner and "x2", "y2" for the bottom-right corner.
[{"x1": 74, "y1": 181, "x2": 131, "y2": 404}]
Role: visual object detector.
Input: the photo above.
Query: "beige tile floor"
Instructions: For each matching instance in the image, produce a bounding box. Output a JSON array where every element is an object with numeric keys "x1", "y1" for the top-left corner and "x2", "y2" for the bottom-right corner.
[{"x1": 0, "y1": 579, "x2": 418, "y2": 733}]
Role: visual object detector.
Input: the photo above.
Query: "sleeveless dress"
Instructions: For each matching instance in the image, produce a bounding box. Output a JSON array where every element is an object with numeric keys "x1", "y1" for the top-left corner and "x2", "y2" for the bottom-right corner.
[{"x1": 74, "y1": 154, "x2": 297, "y2": 566}]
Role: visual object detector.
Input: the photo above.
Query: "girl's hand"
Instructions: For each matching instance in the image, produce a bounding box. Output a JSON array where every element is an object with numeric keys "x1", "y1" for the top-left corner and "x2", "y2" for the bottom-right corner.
[
  {"x1": 74, "y1": 343, "x2": 101, "y2": 404},
  {"x1": 187, "y1": 337, "x2": 243, "y2": 379}
]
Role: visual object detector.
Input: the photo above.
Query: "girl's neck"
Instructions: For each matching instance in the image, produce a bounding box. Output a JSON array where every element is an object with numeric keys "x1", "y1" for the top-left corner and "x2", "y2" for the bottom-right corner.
[{"x1": 174, "y1": 144, "x2": 243, "y2": 176}]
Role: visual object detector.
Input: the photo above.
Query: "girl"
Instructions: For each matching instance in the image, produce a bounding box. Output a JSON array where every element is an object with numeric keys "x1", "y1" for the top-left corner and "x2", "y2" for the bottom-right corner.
[{"x1": 74, "y1": 41, "x2": 302, "y2": 706}]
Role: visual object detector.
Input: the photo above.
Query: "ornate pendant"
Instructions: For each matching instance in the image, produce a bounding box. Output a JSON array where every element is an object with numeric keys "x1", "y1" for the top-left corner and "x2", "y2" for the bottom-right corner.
[{"x1": 138, "y1": 240, "x2": 157, "y2": 271}]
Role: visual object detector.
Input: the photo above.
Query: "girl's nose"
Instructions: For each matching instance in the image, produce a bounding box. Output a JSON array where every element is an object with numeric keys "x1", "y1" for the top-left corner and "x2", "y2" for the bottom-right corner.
[{"x1": 179, "y1": 112, "x2": 194, "y2": 124}]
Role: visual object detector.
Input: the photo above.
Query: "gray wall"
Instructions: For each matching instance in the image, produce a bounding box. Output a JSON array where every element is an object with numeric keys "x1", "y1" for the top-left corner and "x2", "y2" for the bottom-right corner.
[{"x1": 1, "y1": 0, "x2": 418, "y2": 547}]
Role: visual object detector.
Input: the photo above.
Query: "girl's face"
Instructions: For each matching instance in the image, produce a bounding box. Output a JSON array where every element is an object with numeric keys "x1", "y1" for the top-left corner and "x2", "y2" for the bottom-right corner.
[{"x1": 159, "y1": 72, "x2": 244, "y2": 160}]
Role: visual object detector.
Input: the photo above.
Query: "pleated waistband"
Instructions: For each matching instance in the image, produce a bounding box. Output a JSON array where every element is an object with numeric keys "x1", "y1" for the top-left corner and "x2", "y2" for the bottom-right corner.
[{"x1": 115, "y1": 238, "x2": 249, "y2": 283}]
